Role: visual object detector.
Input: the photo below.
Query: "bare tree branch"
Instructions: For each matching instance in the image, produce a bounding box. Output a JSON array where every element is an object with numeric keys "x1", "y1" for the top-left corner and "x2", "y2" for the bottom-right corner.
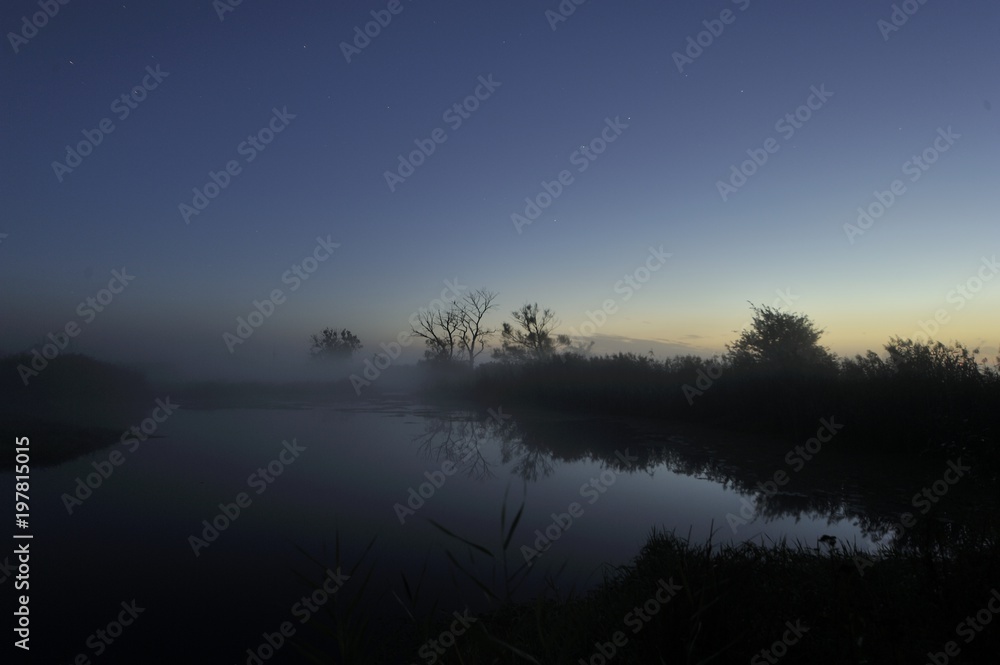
[
  {"x1": 456, "y1": 289, "x2": 498, "y2": 368},
  {"x1": 411, "y1": 288, "x2": 499, "y2": 366},
  {"x1": 411, "y1": 306, "x2": 463, "y2": 363}
]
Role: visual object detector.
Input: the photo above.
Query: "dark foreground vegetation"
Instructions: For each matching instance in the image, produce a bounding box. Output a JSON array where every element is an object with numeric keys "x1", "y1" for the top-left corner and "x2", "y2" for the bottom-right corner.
[{"x1": 297, "y1": 496, "x2": 1000, "y2": 664}]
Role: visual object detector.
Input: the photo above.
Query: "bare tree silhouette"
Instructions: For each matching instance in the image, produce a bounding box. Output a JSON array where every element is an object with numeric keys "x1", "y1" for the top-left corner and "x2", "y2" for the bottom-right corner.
[
  {"x1": 411, "y1": 288, "x2": 498, "y2": 366},
  {"x1": 456, "y1": 289, "x2": 499, "y2": 368},
  {"x1": 411, "y1": 307, "x2": 463, "y2": 363}
]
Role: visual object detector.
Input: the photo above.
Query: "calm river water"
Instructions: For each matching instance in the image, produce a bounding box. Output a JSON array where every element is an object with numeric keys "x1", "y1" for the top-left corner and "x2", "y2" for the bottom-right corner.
[{"x1": 8, "y1": 400, "x2": 910, "y2": 663}]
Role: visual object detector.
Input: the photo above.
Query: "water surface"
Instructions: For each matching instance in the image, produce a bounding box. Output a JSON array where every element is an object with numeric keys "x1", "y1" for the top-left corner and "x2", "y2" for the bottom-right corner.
[{"x1": 9, "y1": 400, "x2": 919, "y2": 663}]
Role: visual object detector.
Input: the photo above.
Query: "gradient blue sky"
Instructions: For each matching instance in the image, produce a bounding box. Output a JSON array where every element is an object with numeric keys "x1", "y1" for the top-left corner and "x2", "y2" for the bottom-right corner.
[{"x1": 2, "y1": 0, "x2": 998, "y2": 380}]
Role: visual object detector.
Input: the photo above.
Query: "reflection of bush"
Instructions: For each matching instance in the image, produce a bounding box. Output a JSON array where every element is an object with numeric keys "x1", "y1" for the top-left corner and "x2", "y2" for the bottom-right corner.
[{"x1": 424, "y1": 407, "x2": 998, "y2": 550}]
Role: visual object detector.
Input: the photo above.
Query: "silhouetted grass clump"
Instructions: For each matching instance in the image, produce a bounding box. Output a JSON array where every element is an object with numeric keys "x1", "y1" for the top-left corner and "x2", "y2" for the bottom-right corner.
[
  {"x1": 303, "y1": 508, "x2": 1000, "y2": 664},
  {"x1": 450, "y1": 528, "x2": 1000, "y2": 664}
]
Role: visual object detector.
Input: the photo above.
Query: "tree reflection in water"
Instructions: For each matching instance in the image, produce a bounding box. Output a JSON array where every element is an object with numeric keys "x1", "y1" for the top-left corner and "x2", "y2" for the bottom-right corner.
[{"x1": 413, "y1": 409, "x2": 999, "y2": 557}]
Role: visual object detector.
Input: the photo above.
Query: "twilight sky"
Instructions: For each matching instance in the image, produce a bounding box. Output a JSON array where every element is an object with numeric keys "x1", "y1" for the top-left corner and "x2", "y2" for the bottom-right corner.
[{"x1": 2, "y1": 0, "x2": 998, "y2": 380}]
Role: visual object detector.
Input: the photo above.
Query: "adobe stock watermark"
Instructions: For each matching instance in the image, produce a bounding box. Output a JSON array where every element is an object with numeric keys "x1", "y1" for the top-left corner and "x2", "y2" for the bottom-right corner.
[
  {"x1": 222, "y1": 235, "x2": 340, "y2": 353},
  {"x1": 578, "y1": 578, "x2": 682, "y2": 665},
  {"x1": 16, "y1": 268, "x2": 136, "y2": 385},
  {"x1": 213, "y1": 0, "x2": 246, "y2": 22},
  {"x1": 188, "y1": 439, "x2": 306, "y2": 557},
  {"x1": 564, "y1": 246, "x2": 671, "y2": 339},
  {"x1": 853, "y1": 458, "x2": 970, "y2": 576},
  {"x1": 672, "y1": 0, "x2": 751, "y2": 74},
  {"x1": 393, "y1": 459, "x2": 459, "y2": 525},
  {"x1": 384, "y1": 75, "x2": 502, "y2": 192},
  {"x1": 545, "y1": 0, "x2": 591, "y2": 31},
  {"x1": 7, "y1": 0, "x2": 73, "y2": 54},
  {"x1": 11, "y1": 544, "x2": 29, "y2": 650},
  {"x1": 340, "y1": 0, "x2": 415, "y2": 63},
  {"x1": 521, "y1": 449, "x2": 639, "y2": 566},
  {"x1": 728, "y1": 417, "x2": 844, "y2": 534},
  {"x1": 236, "y1": 567, "x2": 350, "y2": 665},
  {"x1": 61, "y1": 397, "x2": 179, "y2": 515},
  {"x1": 511, "y1": 116, "x2": 629, "y2": 234},
  {"x1": 910, "y1": 256, "x2": 999, "y2": 344},
  {"x1": 681, "y1": 360, "x2": 724, "y2": 406},
  {"x1": 350, "y1": 278, "x2": 468, "y2": 394},
  {"x1": 51, "y1": 65, "x2": 170, "y2": 182},
  {"x1": 57, "y1": 600, "x2": 145, "y2": 661},
  {"x1": 843, "y1": 126, "x2": 959, "y2": 244},
  {"x1": 925, "y1": 589, "x2": 1000, "y2": 665},
  {"x1": 878, "y1": 0, "x2": 931, "y2": 42},
  {"x1": 750, "y1": 620, "x2": 810, "y2": 664},
  {"x1": 0, "y1": 556, "x2": 15, "y2": 586},
  {"x1": 179, "y1": 106, "x2": 296, "y2": 224},
  {"x1": 717, "y1": 84, "x2": 833, "y2": 201},
  {"x1": 394, "y1": 407, "x2": 508, "y2": 525},
  {"x1": 411, "y1": 609, "x2": 478, "y2": 664}
]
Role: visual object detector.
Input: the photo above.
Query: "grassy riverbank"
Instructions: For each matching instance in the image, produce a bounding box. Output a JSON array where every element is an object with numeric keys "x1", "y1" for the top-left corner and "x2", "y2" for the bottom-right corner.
[{"x1": 305, "y1": 523, "x2": 1000, "y2": 664}]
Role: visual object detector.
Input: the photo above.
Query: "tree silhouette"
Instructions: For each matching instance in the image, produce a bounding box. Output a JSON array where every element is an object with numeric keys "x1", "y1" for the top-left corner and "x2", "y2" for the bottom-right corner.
[
  {"x1": 411, "y1": 288, "x2": 498, "y2": 366},
  {"x1": 882, "y1": 338, "x2": 984, "y2": 382},
  {"x1": 309, "y1": 327, "x2": 362, "y2": 360},
  {"x1": 455, "y1": 289, "x2": 498, "y2": 367},
  {"x1": 726, "y1": 303, "x2": 835, "y2": 372},
  {"x1": 411, "y1": 307, "x2": 463, "y2": 363},
  {"x1": 493, "y1": 303, "x2": 570, "y2": 362}
]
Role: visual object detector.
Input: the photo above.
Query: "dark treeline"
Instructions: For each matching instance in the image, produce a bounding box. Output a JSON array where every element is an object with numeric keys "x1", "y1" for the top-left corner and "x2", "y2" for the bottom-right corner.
[
  {"x1": 415, "y1": 304, "x2": 1000, "y2": 467},
  {"x1": 0, "y1": 351, "x2": 156, "y2": 427},
  {"x1": 0, "y1": 352, "x2": 155, "y2": 467}
]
